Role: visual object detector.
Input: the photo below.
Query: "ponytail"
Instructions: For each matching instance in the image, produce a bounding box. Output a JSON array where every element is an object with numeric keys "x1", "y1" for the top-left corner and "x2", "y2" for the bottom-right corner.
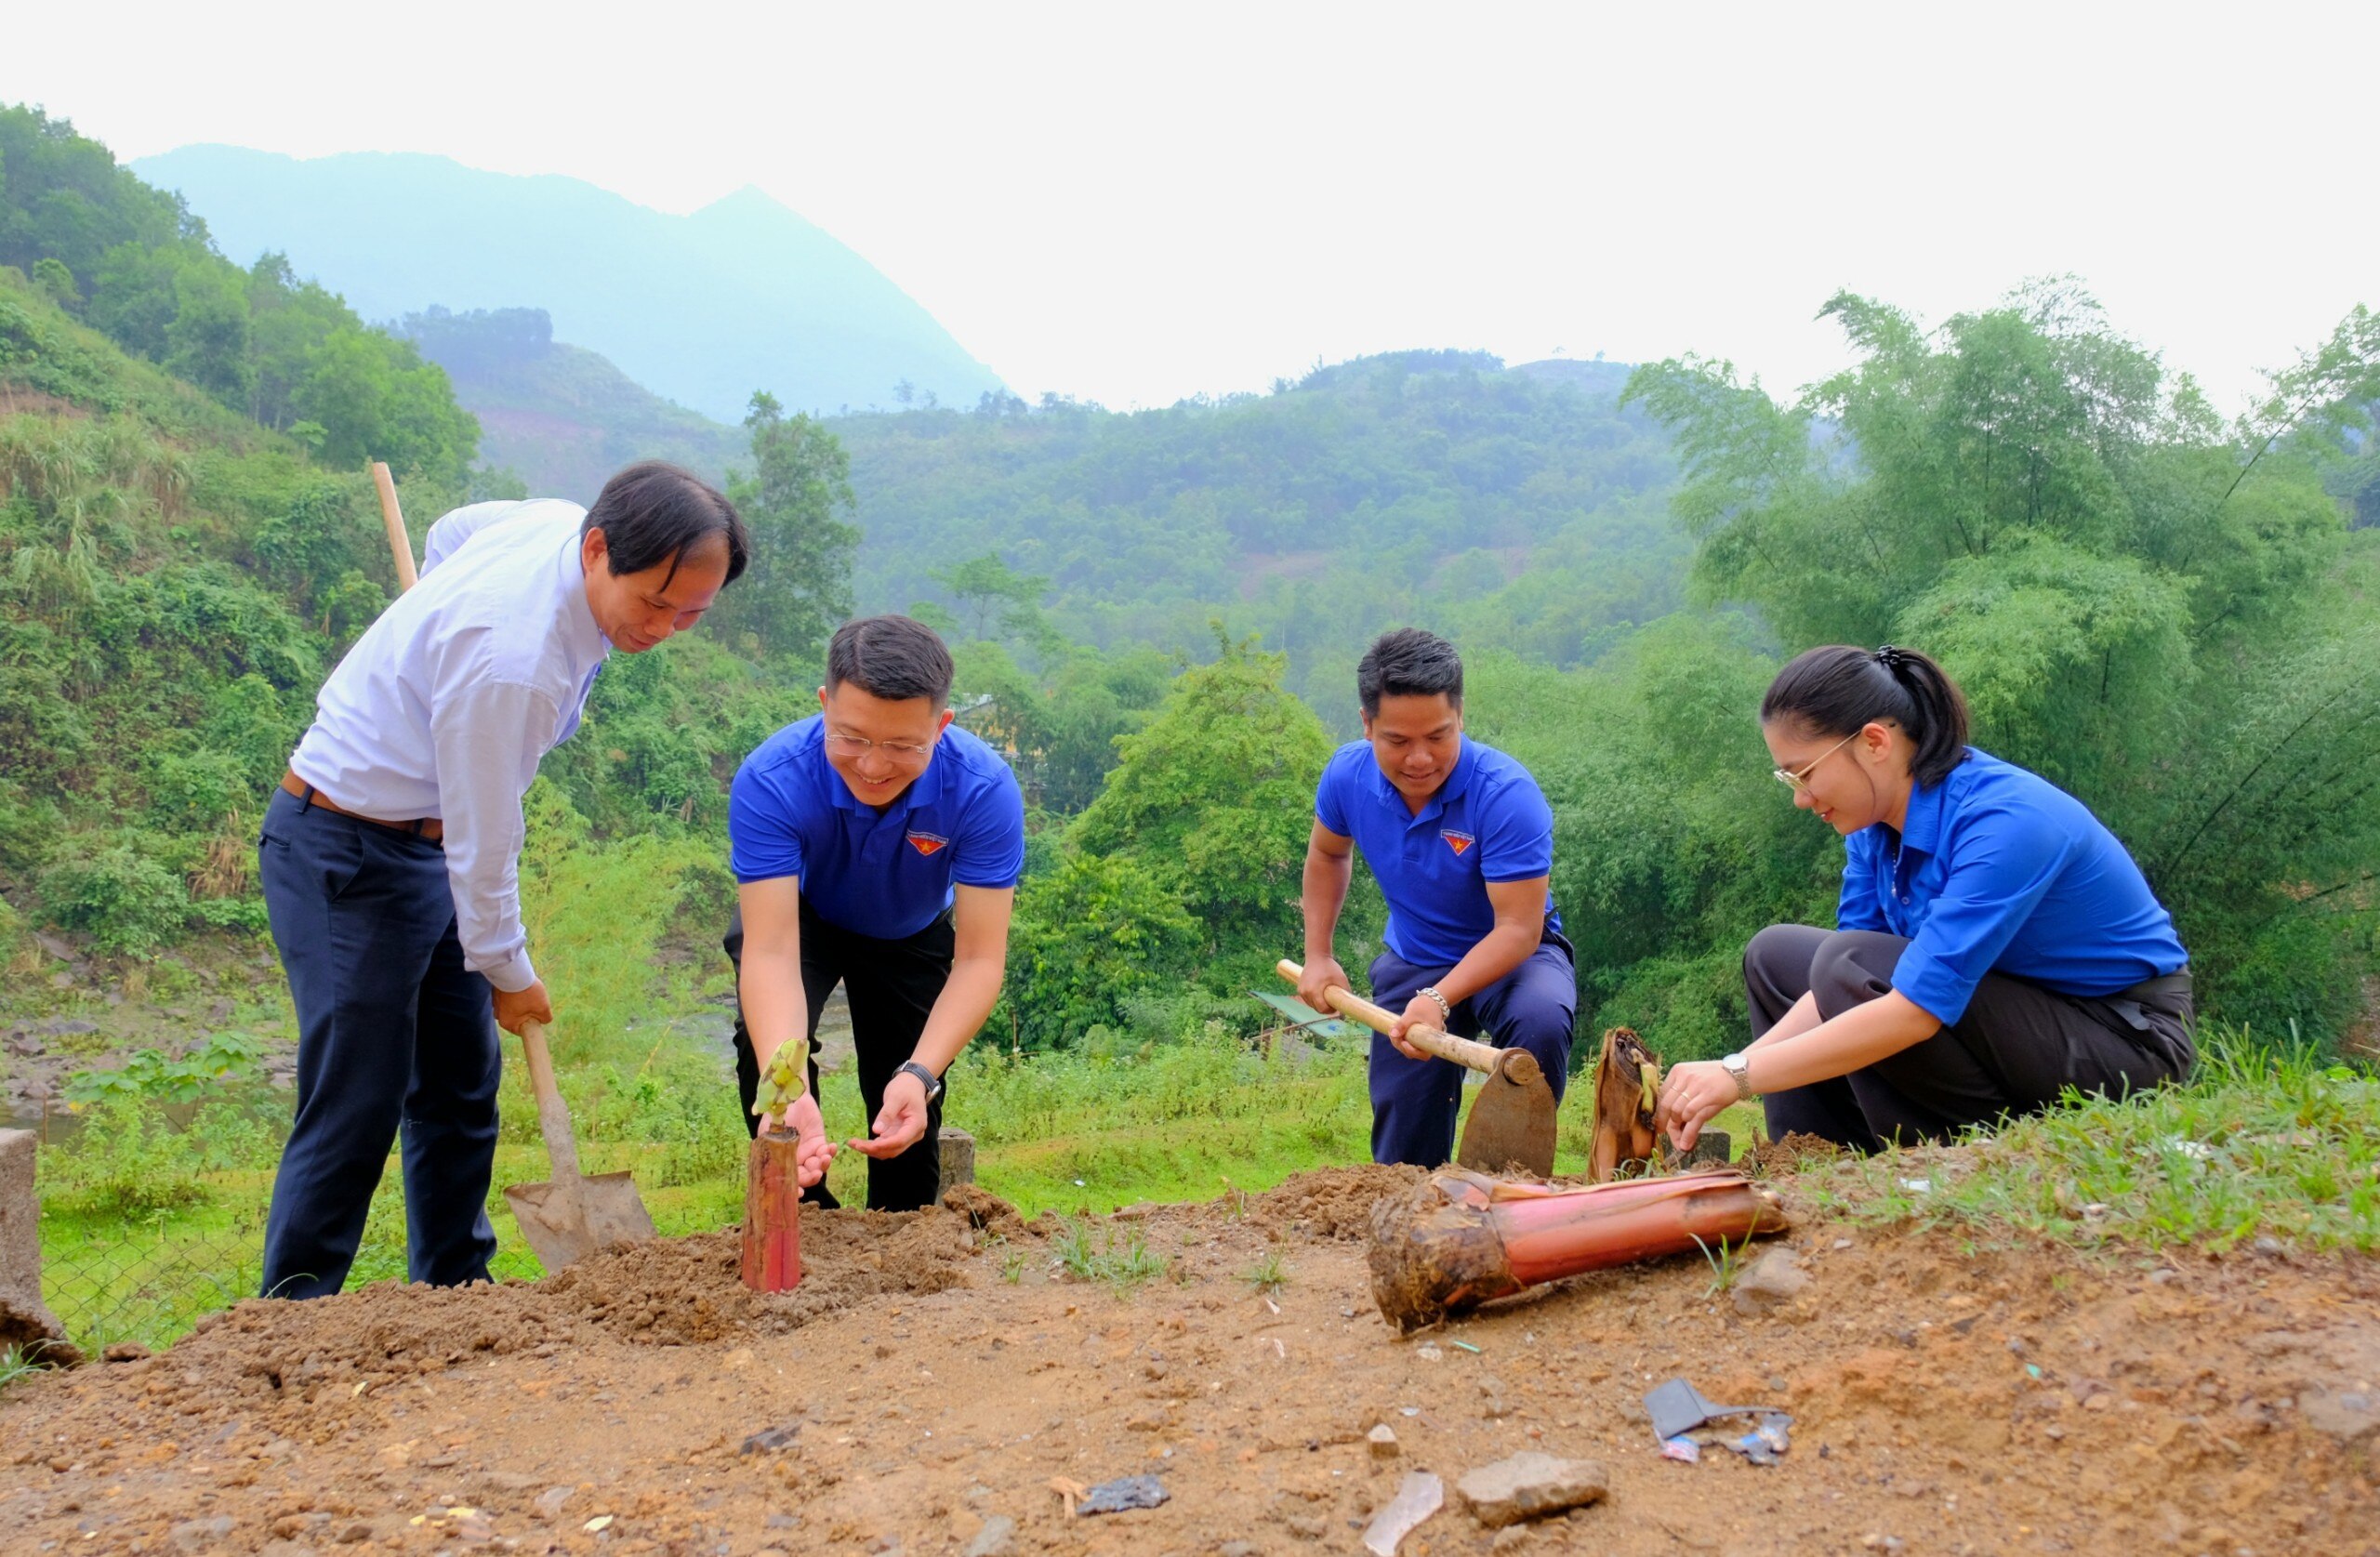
[{"x1": 1761, "y1": 644, "x2": 1971, "y2": 787}]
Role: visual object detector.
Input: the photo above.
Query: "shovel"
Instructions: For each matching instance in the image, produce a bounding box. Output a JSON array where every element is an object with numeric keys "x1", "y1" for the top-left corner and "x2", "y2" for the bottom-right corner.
[
  {"x1": 1276, "y1": 959, "x2": 1560, "y2": 1178},
  {"x1": 502, "y1": 1019, "x2": 655, "y2": 1270}
]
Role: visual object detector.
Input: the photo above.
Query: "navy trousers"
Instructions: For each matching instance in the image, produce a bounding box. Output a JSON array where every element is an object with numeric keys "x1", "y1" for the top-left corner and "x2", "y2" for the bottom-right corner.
[
  {"x1": 1364, "y1": 937, "x2": 1578, "y2": 1168},
  {"x1": 257, "y1": 787, "x2": 500, "y2": 1299}
]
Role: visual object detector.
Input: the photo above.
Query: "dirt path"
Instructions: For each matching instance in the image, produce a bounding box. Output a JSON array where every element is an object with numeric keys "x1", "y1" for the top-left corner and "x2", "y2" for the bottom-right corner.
[{"x1": 4, "y1": 1166, "x2": 2375, "y2": 1556}]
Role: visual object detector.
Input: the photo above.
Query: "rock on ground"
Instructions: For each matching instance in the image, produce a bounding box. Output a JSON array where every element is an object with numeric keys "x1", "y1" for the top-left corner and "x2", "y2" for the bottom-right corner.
[
  {"x1": 1455, "y1": 1453, "x2": 1610, "y2": 1527},
  {"x1": 1732, "y1": 1246, "x2": 1811, "y2": 1317}
]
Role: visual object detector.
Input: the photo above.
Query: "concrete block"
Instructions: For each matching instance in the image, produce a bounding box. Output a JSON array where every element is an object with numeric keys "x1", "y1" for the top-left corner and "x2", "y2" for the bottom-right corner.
[
  {"x1": 0, "y1": 1128, "x2": 78, "y2": 1364},
  {"x1": 939, "y1": 1127, "x2": 976, "y2": 1187}
]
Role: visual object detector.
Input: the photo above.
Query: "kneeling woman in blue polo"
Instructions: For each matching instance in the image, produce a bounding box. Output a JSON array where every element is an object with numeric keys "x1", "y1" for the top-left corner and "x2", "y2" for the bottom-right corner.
[
  {"x1": 1298, "y1": 628, "x2": 1579, "y2": 1168},
  {"x1": 726, "y1": 615, "x2": 1026, "y2": 1212},
  {"x1": 1656, "y1": 644, "x2": 2193, "y2": 1155}
]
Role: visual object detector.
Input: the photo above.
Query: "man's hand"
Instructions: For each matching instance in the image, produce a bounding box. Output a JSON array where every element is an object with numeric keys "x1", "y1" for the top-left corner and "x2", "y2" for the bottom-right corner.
[
  {"x1": 1386, "y1": 995, "x2": 1446, "y2": 1062},
  {"x1": 1295, "y1": 957, "x2": 1351, "y2": 1019},
  {"x1": 756, "y1": 1090, "x2": 838, "y2": 1188},
  {"x1": 493, "y1": 980, "x2": 553, "y2": 1036},
  {"x1": 1653, "y1": 1061, "x2": 1739, "y2": 1152},
  {"x1": 849, "y1": 1069, "x2": 931, "y2": 1160}
]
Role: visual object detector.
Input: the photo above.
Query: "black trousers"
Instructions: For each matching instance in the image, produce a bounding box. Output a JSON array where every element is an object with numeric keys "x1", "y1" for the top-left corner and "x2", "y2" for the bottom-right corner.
[
  {"x1": 1745, "y1": 924, "x2": 2194, "y2": 1153},
  {"x1": 257, "y1": 787, "x2": 500, "y2": 1298},
  {"x1": 1364, "y1": 937, "x2": 1577, "y2": 1168},
  {"x1": 723, "y1": 902, "x2": 953, "y2": 1212}
]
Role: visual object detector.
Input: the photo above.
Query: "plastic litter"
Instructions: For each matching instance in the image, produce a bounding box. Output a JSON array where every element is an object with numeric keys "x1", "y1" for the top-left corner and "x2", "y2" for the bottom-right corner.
[
  {"x1": 1361, "y1": 1470, "x2": 1444, "y2": 1556},
  {"x1": 1077, "y1": 1475, "x2": 1168, "y2": 1516},
  {"x1": 1644, "y1": 1378, "x2": 1766, "y2": 1442},
  {"x1": 1724, "y1": 1413, "x2": 1794, "y2": 1466},
  {"x1": 1660, "y1": 1437, "x2": 1701, "y2": 1463}
]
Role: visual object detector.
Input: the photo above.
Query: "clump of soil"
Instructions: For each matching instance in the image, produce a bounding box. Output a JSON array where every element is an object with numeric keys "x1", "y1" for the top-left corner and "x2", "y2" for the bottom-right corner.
[
  {"x1": 1745, "y1": 1129, "x2": 1842, "y2": 1176},
  {"x1": 1251, "y1": 1162, "x2": 1422, "y2": 1239}
]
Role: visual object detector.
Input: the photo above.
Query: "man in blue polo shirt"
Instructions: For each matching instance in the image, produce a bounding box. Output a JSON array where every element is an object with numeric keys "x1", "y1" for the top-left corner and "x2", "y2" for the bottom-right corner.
[
  {"x1": 725, "y1": 614, "x2": 1026, "y2": 1211},
  {"x1": 1297, "y1": 627, "x2": 1578, "y2": 1168}
]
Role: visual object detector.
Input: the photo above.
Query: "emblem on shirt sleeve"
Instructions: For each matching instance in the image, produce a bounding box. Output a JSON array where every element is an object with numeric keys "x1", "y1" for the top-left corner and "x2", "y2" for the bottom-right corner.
[
  {"x1": 906, "y1": 831, "x2": 950, "y2": 857},
  {"x1": 1441, "y1": 830, "x2": 1475, "y2": 856}
]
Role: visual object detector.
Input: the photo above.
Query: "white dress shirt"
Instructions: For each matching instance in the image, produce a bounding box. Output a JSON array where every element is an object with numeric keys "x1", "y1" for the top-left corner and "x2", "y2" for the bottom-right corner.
[{"x1": 289, "y1": 499, "x2": 607, "y2": 993}]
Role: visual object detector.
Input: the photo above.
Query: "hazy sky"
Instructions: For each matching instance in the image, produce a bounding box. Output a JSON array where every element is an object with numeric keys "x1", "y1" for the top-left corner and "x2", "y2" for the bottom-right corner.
[{"x1": 7, "y1": 2, "x2": 2373, "y2": 411}]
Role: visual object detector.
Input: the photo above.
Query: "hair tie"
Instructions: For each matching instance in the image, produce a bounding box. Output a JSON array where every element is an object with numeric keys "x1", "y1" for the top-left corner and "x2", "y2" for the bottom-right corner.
[{"x1": 1873, "y1": 644, "x2": 1906, "y2": 672}]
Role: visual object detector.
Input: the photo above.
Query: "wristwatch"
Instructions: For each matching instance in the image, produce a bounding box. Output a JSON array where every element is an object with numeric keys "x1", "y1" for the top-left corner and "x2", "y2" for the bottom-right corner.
[
  {"x1": 896, "y1": 1060, "x2": 945, "y2": 1105},
  {"x1": 1720, "y1": 1051, "x2": 1756, "y2": 1102}
]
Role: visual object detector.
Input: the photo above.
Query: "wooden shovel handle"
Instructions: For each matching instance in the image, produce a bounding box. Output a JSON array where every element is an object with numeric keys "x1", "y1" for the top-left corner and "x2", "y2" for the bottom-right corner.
[
  {"x1": 1276, "y1": 959, "x2": 1502, "y2": 1074},
  {"x1": 371, "y1": 461, "x2": 420, "y2": 591},
  {"x1": 518, "y1": 1019, "x2": 584, "y2": 1184}
]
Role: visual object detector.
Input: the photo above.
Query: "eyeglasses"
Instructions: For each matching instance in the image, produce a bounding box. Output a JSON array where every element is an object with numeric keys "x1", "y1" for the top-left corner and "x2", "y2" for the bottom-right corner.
[
  {"x1": 824, "y1": 732, "x2": 936, "y2": 762},
  {"x1": 1773, "y1": 731, "x2": 1859, "y2": 792}
]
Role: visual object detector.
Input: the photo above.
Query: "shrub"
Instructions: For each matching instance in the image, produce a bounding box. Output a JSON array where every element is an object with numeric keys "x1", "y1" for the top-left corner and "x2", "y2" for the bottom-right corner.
[{"x1": 40, "y1": 845, "x2": 189, "y2": 956}]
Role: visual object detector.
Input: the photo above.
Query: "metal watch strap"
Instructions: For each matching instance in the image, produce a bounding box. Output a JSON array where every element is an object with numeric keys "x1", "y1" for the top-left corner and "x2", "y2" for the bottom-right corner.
[
  {"x1": 1418, "y1": 986, "x2": 1454, "y2": 1025},
  {"x1": 897, "y1": 1060, "x2": 944, "y2": 1103},
  {"x1": 1722, "y1": 1051, "x2": 1755, "y2": 1102}
]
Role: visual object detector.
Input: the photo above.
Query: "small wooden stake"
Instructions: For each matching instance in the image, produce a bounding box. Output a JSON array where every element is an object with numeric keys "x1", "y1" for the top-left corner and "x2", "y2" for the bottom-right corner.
[{"x1": 741, "y1": 1131, "x2": 804, "y2": 1293}]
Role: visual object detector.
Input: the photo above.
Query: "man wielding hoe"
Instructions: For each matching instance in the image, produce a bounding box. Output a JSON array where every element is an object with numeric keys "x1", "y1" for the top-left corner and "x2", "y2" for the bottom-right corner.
[
  {"x1": 725, "y1": 614, "x2": 1026, "y2": 1209},
  {"x1": 258, "y1": 462, "x2": 749, "y2": 1300},
  {"x1": 1297, "y1": 627, "x2": 1579, "y2": 1168}
]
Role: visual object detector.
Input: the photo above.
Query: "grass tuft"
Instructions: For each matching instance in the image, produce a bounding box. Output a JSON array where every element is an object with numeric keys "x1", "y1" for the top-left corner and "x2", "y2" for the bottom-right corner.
[{"x1": 1051, "y1": 1217, "x2": 1171, "y2": 1293}]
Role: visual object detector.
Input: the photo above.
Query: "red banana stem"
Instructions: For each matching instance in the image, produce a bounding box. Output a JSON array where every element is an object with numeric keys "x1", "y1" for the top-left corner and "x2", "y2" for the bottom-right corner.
[{"x1": 741, "y1": 1131, "x2": 805, "y2": 1293}]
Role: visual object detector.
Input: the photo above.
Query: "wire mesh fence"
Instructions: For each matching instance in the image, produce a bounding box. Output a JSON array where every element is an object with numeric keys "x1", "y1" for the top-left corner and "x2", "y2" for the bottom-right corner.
[{"x1": 39, "y1": 1202, "x2": 267, "y2": 1354}]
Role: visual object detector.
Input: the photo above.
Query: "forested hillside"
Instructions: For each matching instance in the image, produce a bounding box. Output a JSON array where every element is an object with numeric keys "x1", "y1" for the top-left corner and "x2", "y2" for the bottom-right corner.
[
  {"x1": 400, "y1": 306, "x2": 745, "y2": 502},
  {"x1": 846, "y1": 350, "x2": 1686, "y2": 712}
]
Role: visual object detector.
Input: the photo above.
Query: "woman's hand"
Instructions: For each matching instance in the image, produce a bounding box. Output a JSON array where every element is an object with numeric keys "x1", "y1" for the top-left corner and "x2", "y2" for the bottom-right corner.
[{"x1": 1654, "y1": 1061, "x2": 1739, "y2": 1153}]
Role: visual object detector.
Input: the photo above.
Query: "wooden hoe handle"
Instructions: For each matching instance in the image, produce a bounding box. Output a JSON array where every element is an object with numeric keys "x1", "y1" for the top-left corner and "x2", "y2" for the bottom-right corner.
[
  {"x1": 1276, "y1": 959, "x2": 1503, "y2": 1074},
  {"x1": 517, "y1": 1019, "x2": 584, "y2": 1186},
  {"x1": 372, "y1": 461, "x2": 420, "y2": 591}
]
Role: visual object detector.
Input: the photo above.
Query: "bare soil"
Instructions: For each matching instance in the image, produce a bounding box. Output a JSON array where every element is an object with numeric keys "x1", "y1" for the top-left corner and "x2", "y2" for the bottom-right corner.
[{"x1": 4, "y1": 1167, "x2": 2376, "y2": 1557}]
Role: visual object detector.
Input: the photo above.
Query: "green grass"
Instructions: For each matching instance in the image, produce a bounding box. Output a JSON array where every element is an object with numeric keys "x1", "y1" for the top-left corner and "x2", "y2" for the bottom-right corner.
[
  {"x1": 1807, "y1": 1023, "x2": 2380, "y2": 1252},
  {"x1": 1240, "y1": 1249, "x2": 1292, "y2": 1295},
  {"x1": 1051, "y1": 1217, "x2": 1172, "y2": 1292},
  {"x1": 1, "y1": 1343, "x2": 57, "y2": 1396}
]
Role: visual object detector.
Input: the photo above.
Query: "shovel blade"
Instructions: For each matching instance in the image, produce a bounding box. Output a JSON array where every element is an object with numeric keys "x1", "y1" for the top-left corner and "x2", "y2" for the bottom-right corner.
[
  {"x1": 504, "y1": 1170, "x2": 655, "y2": 1273},
  {"x1": 1453, "y1": 1051, "x2": 1559, "y2": 1179}
]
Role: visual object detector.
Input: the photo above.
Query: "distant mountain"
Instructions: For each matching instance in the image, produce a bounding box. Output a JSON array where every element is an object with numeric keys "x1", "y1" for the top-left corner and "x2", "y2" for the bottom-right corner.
[
  {"x1": 400, "y1": 307, "x2": 745, "y2": 502},
  {"x1": 130, "y1": 146, "x2": 1005, "y2": 423}
]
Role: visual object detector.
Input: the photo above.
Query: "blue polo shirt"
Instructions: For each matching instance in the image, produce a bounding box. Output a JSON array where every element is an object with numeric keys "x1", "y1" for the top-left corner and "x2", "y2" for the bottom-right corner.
[
  {"x1": 729, "y1": 716, "x2": 1027, "y2": 941},
  {"x1": 1840, "y1": 747, "x2": 2188, "y2": 1025},
  {"x1": 1315, "y1": 737, "x2": 1559, "y2": 968}
]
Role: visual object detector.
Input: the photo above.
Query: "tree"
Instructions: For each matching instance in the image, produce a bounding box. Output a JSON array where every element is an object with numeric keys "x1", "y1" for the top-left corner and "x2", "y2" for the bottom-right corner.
[
  {"x1": 164, "y1": 262, "x2": 254, "y2": 405},
  {"x1": 712, "y1": 391, "x2": 860, "y2": 662},
  {"x1": 929, "y1": 551, "x2": 1051, "y2": 641},
  {"x1": 1067, "y1": 633, "x2": 1333, "y2": 968}
]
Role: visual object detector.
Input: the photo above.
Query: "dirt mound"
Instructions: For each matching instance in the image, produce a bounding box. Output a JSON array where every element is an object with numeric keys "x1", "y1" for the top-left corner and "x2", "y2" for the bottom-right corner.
[
  {"x1": 1250, "y1": 1162, "x2": 1423, "y2": 1239},
  {"x1": 108, "y1": 1207, "x2": 991, "y2": 1412},
  {"x1": 1744, "y1": 1129, "x2": 1842, "y2": 1176}
]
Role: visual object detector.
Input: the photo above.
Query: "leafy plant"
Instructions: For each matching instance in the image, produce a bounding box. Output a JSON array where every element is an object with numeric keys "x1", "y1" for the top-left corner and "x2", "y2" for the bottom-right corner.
[{"x1": 62, "y1": 1032, "x2": 269, "y2": 1108}]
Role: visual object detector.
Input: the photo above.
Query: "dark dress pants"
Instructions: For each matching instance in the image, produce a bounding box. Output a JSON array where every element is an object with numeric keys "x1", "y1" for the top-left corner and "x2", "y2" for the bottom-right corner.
[
  {"x1": 1364, "y1": 936, "x2": 1579, "y2": 1168},
  {"x1": 724, "y1": 902, "x2": 953, "y2": 1212},
  {"x1": 257, "y1": 787, "x2": 500, "y2": 1298},
  {"x1": 1745, "y1": 924, "x2": 2194, "y2": 1153}
]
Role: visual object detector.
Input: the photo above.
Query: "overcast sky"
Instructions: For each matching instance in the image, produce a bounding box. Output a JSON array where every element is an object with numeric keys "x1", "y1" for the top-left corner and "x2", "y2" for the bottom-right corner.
[{"x1": 7, "y1": 1, "x2": 2373, "y2": 412}]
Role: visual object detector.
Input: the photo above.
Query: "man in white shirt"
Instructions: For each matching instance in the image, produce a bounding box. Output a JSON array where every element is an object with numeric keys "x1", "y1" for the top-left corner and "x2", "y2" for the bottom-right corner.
[{"x1": 258, "y1": 461, "x2": 748, "y2": 1299}]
